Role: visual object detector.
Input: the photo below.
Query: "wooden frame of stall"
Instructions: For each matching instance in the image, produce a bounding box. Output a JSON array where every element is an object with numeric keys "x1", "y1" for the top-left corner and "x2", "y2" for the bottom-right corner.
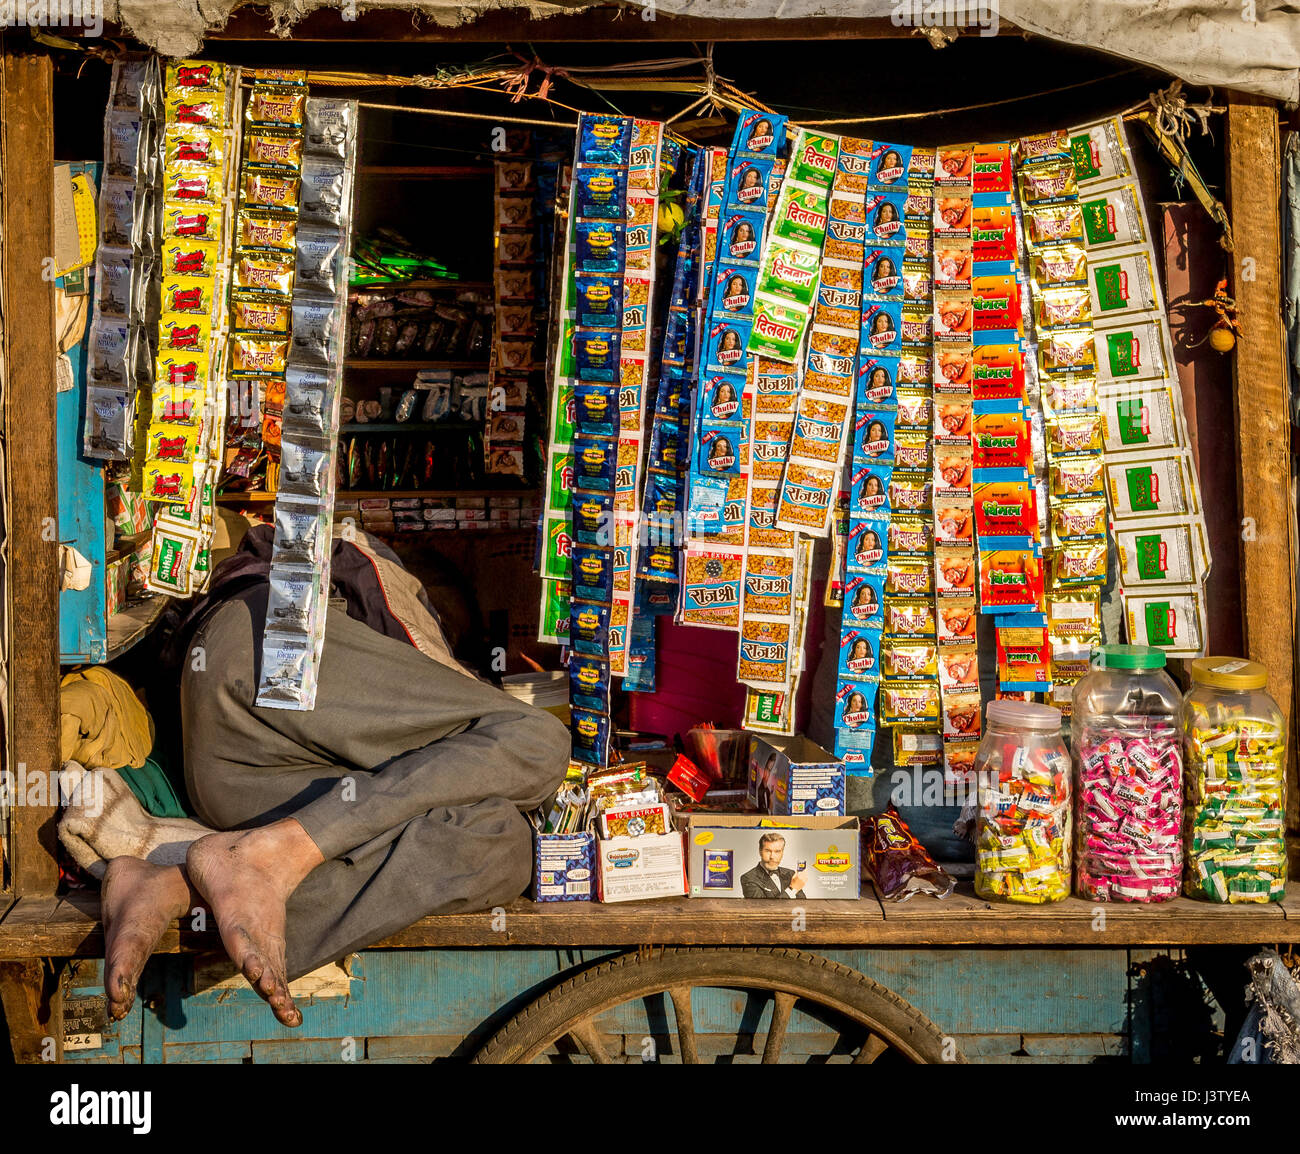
[{"x1": 1, "y1": 12, "x2": 1298, "y2": 1063}]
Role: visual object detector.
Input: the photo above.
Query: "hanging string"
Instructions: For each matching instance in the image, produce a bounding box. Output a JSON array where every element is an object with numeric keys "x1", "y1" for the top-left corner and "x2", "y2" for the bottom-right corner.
[
  {"x1": 802, "y1": 67, "x2": 1142, "y2": 125},
  {"x1": 355, "y1": 100, "x2": 579, "y2": 129}
]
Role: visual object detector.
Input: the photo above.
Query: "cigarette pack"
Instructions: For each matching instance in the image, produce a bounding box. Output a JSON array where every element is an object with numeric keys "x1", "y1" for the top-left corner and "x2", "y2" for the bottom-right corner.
[
  {"x1": 533, "y1": 832, "x2": 595, "y2": 902},
  {"x1": 748, "y1": 734, "x2": 848, "y2": 816}
]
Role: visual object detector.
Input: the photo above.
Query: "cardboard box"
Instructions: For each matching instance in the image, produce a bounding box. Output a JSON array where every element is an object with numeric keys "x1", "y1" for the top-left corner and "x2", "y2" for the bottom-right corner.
[
  {"x1": 748, "y1": 734, "x2": 847, "y2": 817},
  {"x1": 533, "y1": 832, "x2": 594, "y2": 902},
  {"x1": 595, "y1": 830, "x2": 688, "y2": 902},
  {"x1": 685, "y1": 814, "x2": 860, "y2": 900}
]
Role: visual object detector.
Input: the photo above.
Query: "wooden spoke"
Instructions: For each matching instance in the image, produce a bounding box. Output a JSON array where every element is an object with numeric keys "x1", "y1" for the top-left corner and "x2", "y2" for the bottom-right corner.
[
  {"x1": 761, "y1": 991, "x2": 796, "y2": 1064},
  {"x1": 568, "y1": 1020, "x2": 613, "y2": 1064},
  {"x1": 668, "y1": 985, "x2": 699, "y2": 1064},
  {"x1": 853, "y1": 1033, "x2": 889, "y2": 1064}
]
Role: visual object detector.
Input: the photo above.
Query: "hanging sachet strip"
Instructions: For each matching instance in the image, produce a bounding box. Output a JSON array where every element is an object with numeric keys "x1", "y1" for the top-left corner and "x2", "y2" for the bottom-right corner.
[
  {"x1": 682, "y1": 115, "x2": 787, "y2": 627},
  {"x1": 928, "y1": 142, "x2": 984, "y2": 783},
  {"x1": 686, "y1": 112, "x2": 788, "y2": 541},
  {"x1": 966, "y1": 141, "x2": 1051, "y2": 709},
  {"x1": 566, "y1": 112, "x2": 636, "y2": 767},
  {"x1": 144, "y1": 60, "x2": 239, "y2": 598},
  {"x1": 537, "y1": 163, "x2": 577, "y2": 648},
  {"x1": 256, "y1": 94, "x2": 359, "y2": 711},
  {"x1": 637, "y1": 145, "x2": 706, "y2": 592},
  {"x1": 868, "y1": 144, "x2": 942, "y2": 771},
  {"x1": 1015, "y1": 127, "x2": 1104, "y2": 714},
  {"x1": 85, "y1": 55, "x2": 162, "y2": 464},
  {"x1": 1067, "y1": 115, "x2": 1211, "y2": 657},
  {"x1": 607, "y1": 120, "x2": 666, "y2": 677},
  {"x1": 737, "y1": 134, "x2": 852, "y2": 701}
]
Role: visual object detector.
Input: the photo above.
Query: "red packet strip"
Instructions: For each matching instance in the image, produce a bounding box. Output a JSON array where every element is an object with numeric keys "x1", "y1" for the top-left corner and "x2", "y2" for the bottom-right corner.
[
  {"x1": 972, "y1": 406, "x2": 1030, "y2": 470},
  {"x1": 971, "y1": 203, "x2": 1017, "y2": 262},
  {"x1": 971, "y1": 342, "x2": 1024, "y2": 401},
  {"x1": 972, "y1": 273, "x2": 1021, "y2": 332},
  {"x1": 972, "y1": 142, "x2": 1013, "y2": 195},
  {"x1": 973, "y1": 477, "x2": 1038, "y2": 540},
  {"x1": 979, "y1": 548, "x2": 1045, "y2": 612}
]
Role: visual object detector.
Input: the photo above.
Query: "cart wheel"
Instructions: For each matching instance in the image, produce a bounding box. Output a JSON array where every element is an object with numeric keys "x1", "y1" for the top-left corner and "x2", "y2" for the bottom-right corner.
[{"x1": 473, "y1": 947, "x2": 960, "y2": 1064}]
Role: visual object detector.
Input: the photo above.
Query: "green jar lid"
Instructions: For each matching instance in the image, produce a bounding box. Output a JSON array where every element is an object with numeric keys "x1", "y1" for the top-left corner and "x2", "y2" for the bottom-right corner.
[{"x1": 1093, "y1": 644, "x2": 1166, "y2": 671}]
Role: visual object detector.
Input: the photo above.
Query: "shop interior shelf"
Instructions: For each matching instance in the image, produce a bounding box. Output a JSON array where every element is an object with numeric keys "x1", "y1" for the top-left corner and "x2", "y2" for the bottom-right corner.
[
  {"x1": 344, "y1": 359, "x2": 490, "y2": 370},
  {"x1": 217, "y1": 488, "x2": 535, "y2": 503},
  {"x1": 336, "y1": 421, "x2": 476, "y2": 433},
  {"x1": 350, "y1": 280, "x2": 491, "y2": 292},
  {"x1": 357, "y1": 164, "x2": 493, "y2": 178},
  {"x1": 104, "y1": 597, "x2": 169, "y2": 662}
]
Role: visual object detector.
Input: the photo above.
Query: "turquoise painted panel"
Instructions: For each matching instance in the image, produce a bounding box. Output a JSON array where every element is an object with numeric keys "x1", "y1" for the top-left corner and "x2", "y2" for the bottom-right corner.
[
  {"x1": 822, "y1": 948, "x2": 1130, "y2": 1037},
  {"x1": 57, "y1": 161, "x2": 108, "y2": 664},
  {"x1": 58, "y1": 946, "x2": 1133, "y2": 1064},
  {"x1": 63, "y1": 957, "x2": 138, "y2": 1064},
  {"x1": 581, "y1": 948, "x2": 1127, "y2": 1040}
]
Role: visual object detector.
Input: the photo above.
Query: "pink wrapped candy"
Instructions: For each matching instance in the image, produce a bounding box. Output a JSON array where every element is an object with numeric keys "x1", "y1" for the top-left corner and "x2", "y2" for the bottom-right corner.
[{"x1": 1076, "y1": 720, "x2": 1183, "y2": 901}]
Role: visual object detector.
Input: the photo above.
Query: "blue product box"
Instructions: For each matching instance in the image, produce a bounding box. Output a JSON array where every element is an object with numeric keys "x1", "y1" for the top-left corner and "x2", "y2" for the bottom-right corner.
[{"x1": 533, "y1": 832, "x2": 595, "y2": 902}]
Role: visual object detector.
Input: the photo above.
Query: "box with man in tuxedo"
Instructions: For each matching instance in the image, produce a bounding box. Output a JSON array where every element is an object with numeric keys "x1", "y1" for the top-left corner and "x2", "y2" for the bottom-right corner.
[{"x1": 740, "y1": 831, "x2": 807, "y2": 899}]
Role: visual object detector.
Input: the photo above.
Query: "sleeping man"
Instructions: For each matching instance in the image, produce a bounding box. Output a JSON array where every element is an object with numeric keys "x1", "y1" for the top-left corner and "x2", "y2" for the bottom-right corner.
[{"x1": 99, "y1": 527, "x2": 569, "y2": 1027}]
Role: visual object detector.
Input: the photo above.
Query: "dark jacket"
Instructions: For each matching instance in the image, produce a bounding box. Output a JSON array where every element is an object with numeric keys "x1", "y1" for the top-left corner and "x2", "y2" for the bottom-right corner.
[{"x1": 740, "y1": 864, "x2": 804, "y2": 899}]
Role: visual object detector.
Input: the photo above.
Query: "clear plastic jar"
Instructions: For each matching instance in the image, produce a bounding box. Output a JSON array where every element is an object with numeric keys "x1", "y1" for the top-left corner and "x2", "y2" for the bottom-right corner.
[
  {"x1": 974, "y1": 700, "x2": 1072, "y2": 903},
  {"x1": 1071, "y1": 645, "x2": 1183, "y2": 902},
  {"x1": 1181, "y1": 657, "x2": 1288, "y2": 903}
]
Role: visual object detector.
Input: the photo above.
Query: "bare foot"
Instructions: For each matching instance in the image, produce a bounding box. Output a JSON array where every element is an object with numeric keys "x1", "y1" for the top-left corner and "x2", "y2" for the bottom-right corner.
[
  {"x1": 186, "y1": 820, "x2": 324, "y2": 1028},
  {"x1": 101, "y1": 858, "x2": 193, "y2": 1022}
]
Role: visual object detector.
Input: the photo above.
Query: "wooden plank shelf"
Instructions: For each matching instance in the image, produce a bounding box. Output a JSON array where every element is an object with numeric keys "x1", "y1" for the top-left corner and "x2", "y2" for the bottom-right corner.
[
  {"x1": 104, "y1": 598, "x2": 168, "y2": 662},
  {"x1": 2, "y1": 884, "x2": 1297, "y2": 959}
]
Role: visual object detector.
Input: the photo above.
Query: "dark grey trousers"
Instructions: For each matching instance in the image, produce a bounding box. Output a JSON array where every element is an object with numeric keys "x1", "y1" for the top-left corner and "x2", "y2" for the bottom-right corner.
[{"x1": 180, "y1": 586, "x2": 569, "y2": 979}]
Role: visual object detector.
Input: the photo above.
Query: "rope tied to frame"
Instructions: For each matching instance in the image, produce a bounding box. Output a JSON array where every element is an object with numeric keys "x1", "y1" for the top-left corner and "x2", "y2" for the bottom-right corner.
[
  {"x1": 504, "y1": 53, "x2": 570, "y2": 103},
  {"x1": 1150, "y1": 79, "x2": 1223, "y2": 142},
  {"x1": 1147, "y1": 79, "x2": 1225, "y2": 197}
]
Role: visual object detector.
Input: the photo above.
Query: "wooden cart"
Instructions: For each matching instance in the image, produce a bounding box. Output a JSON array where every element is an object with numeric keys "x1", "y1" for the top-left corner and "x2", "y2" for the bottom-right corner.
[{"x1": 1, "y1": 13, "x2": 1297, "y2": 1063}]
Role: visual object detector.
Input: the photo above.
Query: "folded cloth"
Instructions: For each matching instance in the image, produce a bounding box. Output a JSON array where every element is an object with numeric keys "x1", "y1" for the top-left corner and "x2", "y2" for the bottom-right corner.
[
  {"x1": 118, "y1": 755, "x2": 188, "y2": 819},
  {"x1": 57, "y1": 761, "x2": 213, "y2": 880},
  {"x1": 59, "y1": 667, "x2": 155, "y2": 771}
]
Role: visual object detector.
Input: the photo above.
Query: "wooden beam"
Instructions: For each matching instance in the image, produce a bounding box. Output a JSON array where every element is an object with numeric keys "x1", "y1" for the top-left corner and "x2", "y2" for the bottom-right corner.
[
  {"x1": 2, "y1": 889, "x2": 1299, "y2": 955},
  {"x1": 1224, "y1": 94, "x2": 1298, "y2": 834},
  {"x1": 1, "y1": 49, "x2": 60, "y2": 894},
  {"x1": 1159, "y1": 204, "x2": 1243, "y2": 659},
  {"x1": 0, "y1": 958, "x2": 61, "y2": 1063}
]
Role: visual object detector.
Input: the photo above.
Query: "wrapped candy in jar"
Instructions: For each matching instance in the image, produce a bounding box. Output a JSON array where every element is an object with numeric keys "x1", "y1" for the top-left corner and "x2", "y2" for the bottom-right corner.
[
  {"x1": 974, "y1": 700, "x2": 1072, "y2": 904},
  {"x1": 1071, "y1": 644, "x2": 1183, "y2": 902},
  {"x1": 1181, "y1": 657, "x2": 1288, "y2": 903}
]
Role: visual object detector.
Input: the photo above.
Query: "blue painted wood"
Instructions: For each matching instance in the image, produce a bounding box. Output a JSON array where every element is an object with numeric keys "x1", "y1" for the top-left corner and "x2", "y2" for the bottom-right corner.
[
  {"x1": 56, "y1": 161, "x2": 108, "y2": 664},
  {"x1": 64, "y1": 957, "x2": 137, "y2": 1063},
  {"x1": 823, "y1": 948, "x2": 1129, "y2": 1036},
  {"x1": 61, "y1": 947, "x2": 1136, "y2": 1064}
]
